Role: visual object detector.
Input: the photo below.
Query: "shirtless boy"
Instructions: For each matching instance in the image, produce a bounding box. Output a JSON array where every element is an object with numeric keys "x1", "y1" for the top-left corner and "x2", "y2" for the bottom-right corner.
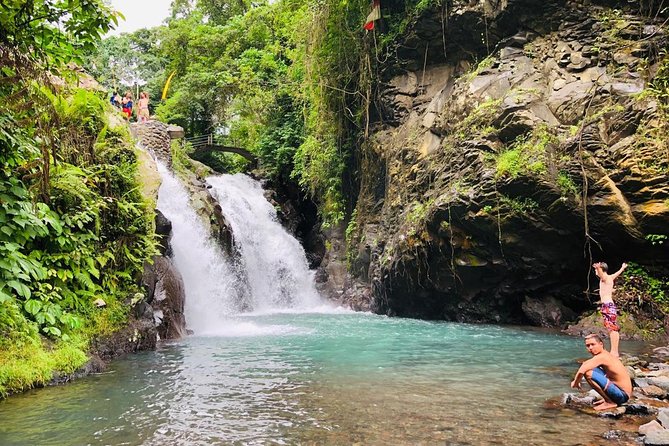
[
  {"x1": 593, "y1": 261, "x2": 627, "y2": 357},
  {"x1": 571, "y1": 334, "x2": 632, "y2": 411}
]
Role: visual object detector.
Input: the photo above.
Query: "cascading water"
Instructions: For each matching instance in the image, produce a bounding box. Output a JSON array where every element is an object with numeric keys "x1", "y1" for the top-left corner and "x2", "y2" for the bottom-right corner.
[
  {"x1": 156, "y1": 162, "x2": 325, "y2": 335},
  {"x1": 206, "y1": 174, "x2": 323, "y2": 312},
  {"x1": 156, "y1": 162, "x2": 246, "y2": 333}
]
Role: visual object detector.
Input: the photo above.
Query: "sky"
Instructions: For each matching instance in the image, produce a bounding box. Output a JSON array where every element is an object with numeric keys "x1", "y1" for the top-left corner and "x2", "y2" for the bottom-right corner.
[{"x1": 106, "y1": 0, "x2": 173, "y2": 36}]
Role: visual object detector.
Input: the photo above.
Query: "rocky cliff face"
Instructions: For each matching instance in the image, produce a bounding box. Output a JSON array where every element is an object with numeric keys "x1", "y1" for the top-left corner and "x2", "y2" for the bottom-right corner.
[{"x1": 345, "y1": 0, "x2": 668, "y2": 325}]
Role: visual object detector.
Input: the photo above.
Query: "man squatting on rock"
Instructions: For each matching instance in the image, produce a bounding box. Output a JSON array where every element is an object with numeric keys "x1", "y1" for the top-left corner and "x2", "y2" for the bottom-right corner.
[
  {"x1": 571, "y1": 334, "x2": 632, "y2": 411},
  {"x1": 593, "y1": 261, "x2": 627, "y2": 357}
]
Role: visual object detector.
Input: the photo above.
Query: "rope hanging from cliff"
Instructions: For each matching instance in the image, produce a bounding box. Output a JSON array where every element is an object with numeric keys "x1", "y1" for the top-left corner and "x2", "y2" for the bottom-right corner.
[{"x1": 577, "y1": 76, "x2": 606, "y2": 303}]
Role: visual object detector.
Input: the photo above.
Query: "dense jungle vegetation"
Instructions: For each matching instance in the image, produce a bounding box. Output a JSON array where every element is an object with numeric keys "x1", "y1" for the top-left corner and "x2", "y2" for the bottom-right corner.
[
  {"x1": 0, "y1": 0, "x2": 435, "y2": 396},
  {"x1": 0, "y1": 1, "x2": 156, "y2": 396},
  {"x1": 85, "y1": 0, "x2": 435, "y2": 226}
]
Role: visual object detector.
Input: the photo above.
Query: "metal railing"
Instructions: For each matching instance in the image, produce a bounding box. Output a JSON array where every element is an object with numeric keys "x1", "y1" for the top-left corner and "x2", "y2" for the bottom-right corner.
[
  {"x1": 183, "y1": 134, "x2": 213, "y2": 149},
  {"x1": 183, "y1": 133, "x2": 241, "y2": 149}
]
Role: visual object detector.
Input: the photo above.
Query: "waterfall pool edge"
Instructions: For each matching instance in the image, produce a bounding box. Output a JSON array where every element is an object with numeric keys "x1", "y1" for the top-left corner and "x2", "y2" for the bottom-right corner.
[{"x1": 0, "y1": 312, "x2": 639, "y2": 446}]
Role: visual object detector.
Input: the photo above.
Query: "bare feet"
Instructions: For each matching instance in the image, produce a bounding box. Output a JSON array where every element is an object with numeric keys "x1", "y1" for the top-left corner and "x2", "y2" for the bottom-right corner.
[{"x1": 593, "y1": 401, "x2": 618, "y2": 411}]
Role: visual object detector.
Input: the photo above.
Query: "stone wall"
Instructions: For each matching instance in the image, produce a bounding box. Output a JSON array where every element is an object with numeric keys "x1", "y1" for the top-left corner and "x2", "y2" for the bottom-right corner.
[{"x1": 131, "y1": 120, "x2": 173, "y2": 164}]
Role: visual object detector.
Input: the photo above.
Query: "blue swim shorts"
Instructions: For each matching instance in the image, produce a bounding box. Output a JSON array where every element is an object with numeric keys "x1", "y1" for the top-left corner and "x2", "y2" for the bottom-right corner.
[{"x1": 590, "y1": 367, "x2": 629, "y2": 405}]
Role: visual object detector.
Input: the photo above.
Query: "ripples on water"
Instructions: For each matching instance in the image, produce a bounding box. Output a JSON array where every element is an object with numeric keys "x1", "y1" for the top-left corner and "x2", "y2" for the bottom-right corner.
[{"x1": 0, "y1": 313, "x2": 630, "y2": 445}]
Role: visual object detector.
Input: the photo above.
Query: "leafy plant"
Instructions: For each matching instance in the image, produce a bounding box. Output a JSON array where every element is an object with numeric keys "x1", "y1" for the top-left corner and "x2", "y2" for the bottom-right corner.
[
  {"x1": 557, "y1": 172, "x2": 580, "y2": 198},
  {"x1": 646, "y1": 234, "x2": 668, "y2": 246},
  {"x1": 496, "y1": 125, "x2": 557, "y2": 178}
]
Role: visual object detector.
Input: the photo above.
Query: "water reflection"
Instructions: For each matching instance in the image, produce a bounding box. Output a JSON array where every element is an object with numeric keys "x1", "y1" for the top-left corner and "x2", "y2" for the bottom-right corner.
[{"x1": 0, "y1": 313, "x2": 641, "y2": 445}]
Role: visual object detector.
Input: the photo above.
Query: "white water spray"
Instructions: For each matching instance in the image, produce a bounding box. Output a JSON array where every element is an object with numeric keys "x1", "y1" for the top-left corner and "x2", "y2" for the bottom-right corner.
[
  {"x1": 156, "y1": 162, "x2": 245, "y2": 333},
  {"x1": 156, "y1": 163, "x2": 327, "y2": 335},
  {"x1": 207, "y1": 174, "x2": 323, "y2": 312}
]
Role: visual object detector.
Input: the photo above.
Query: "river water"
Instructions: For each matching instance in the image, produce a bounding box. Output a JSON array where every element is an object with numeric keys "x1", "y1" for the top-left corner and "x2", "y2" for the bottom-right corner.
[{"x1": 0, "y1": 167, "x2": 632, "y2": 445}]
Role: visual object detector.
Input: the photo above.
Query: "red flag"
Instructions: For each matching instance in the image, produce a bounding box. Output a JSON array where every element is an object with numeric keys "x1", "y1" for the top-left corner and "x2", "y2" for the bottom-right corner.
[{"x1": 363, "y1": 0, "x2": 380, "y2": 31}]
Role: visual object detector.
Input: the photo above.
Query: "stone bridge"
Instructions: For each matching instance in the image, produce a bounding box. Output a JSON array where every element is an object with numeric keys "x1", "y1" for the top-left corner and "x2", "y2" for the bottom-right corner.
[{"x1": 185, "y1": 134, "x2": 258, "y2": 169}]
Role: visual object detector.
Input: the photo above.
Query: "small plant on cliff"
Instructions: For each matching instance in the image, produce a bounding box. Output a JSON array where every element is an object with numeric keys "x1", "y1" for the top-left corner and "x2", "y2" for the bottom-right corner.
[
  {"x1": 406, "y1": 199, "x2": 434, "y2": 226},
  {"x1": 636, "y1": 51, "x2": 669, "y2": 165},
  {"x1": 495, "y1": 124, "x2": 557, "y2": 178},
  {"x1": 452, "y1": 97, "x2": 502, "y2": 141},
  {"x1": 646, "y1": 234, "x2": 668, "y2": 246},
  {"x1": 498, "y1": 195, "x2": 539, "y2": 214},
  {"x1": 403, "y1": 199, "x2": 434, "y2": 247},
  {"x1": 345, "y1": 208, "x2": 359, "y2": 267},
  {"x1": 618, "y1": 263, "x2": 669, "y2": 315},
  {"x1": 556, "y1": 172, "x2": 580, "y2": 199},
  {"x1": 465, "y1": 56, "x2": 495, "y2": 83}
]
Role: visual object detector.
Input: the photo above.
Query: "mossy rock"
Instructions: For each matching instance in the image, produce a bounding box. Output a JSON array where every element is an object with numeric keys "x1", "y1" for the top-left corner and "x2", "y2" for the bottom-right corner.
[{"x1": 564, "y1": 310, "x2": 664, "y2": 341}]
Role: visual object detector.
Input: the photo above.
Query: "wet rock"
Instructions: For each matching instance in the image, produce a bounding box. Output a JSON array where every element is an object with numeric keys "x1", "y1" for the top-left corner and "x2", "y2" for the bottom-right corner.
[
  {"x1": 650, "y1": 377, "x2": 669, "y2": 393},
  {"x1": 658, "y1": 408, "x2": 669, "y2": 427},
  {"x1": 644, "y1": 429, "x2": 669, "y2": 445},
  {"x1": 626, "y1": 403, "x2": 658, "y2": 416},
  {"x1": 166, "y1": 124, "x2": 184, "y2": 139},
  {"x1": 90, "y1": 317, "x2": 157, "y2": 361},
  {"x1": 599, "y1": 406, "x2": 626, "y2": 418},
  {"x1": 638, "y1": 385, "x2": 668, "y2": 399},
  {"x1": 563, "y1": 391, "x2": 597, "y2": 407},
  {"x1": 653, "y1": 348, "x2": 669, "y2": 359},
  {"x1": 522, "y1": 296, "x2": 577, "y2": 328},
  {"x1": 640, "y1": 420, "x2": 664, "y2": 436},
  {"x1": 132, "y1": 120, "x2": 172, "y2": 164},
  {"x1": 143, "y1": 256, "x2": 187, "y2": 340},
  {"x1": 155, "y1": 209, "x2": 173, "y2": 256},
  {"x1": 601, "y1": 430, "x2": 624, "y2": 440}
]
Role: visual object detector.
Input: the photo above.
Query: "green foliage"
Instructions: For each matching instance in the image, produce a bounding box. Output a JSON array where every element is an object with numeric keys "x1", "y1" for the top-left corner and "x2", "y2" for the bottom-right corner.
[
  {"x1": 0, "y1": 0, "x2": 156, "y2": 397},
  {"x1": 344, "y1": 208, "x2": 359, "y2": 267},
  {"x1": 499, "y1": 195, "x2": 539, "y2": 214},
  {"x1": 646, "y1": 234, "x2": 668, "y2": 246},
  {"x1": 0, "y1": 0, "x2": 119, "y2": 70},
  {"x1": 345, "y1": 208, "x2": 359, "y2": 244},
  {"x1": 153, "y1": 4, "x2": 295, "y2": 137},
  {"x1": 496, "y1": 125, "x2": 556, "y2": 178},
  {"x1": 625, "y1": 263, "x2": 669, "y2": 308},
  {"x1": 557, "y1": 172, "x2": 580, "y2": 198},
  {"x1": 0, "y1": 334, "x2": 88, "y2": 397},
  {"x1": 256, "y1": 93, "x2": 305, "y2": 181},
  {"x1": 450, "y1": 98, "x2": 502, "y2": 142},
  {"x1": 407, "y1": 199, "x2": 434, "y2": 225},
  {"x1": 649, "y1": 51, "x2": 669, "y2": 107},
  {"x1": 634, "y1": 52, "x2": 669, "y2": 167},
  {"x1": 1, "y1": 91, "x2": 155, "y2": 341},
  {"x1": 93, "y1": 0, "x2": 448, "y2": 227},
  {"x1": 82, "y1": 28, "x2": 168, "y2": 99},
  {"x1": 293, "y1": 133, "x2": 345, "y2": 227},
  {"x1": 1, "y1": 87, "x2": 155, "y2": 394},
  {"x1": 465, "y1": 56, "x2": 495, "y2": 82}
]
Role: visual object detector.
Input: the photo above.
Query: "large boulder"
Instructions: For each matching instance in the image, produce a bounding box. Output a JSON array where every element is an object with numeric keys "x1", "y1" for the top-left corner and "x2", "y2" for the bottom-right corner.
[
  {"x1": 143, "y1": 256, "x2": 187, "y2": 340},
  {"x1": 522, "y1": 296, "x2": 577, "y2": 328}
]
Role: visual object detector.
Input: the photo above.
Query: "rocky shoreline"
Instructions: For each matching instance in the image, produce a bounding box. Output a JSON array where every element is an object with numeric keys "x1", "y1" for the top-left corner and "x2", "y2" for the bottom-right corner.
[{"x1": 560, "y1": 349, "x2": 669, "y2": 445}]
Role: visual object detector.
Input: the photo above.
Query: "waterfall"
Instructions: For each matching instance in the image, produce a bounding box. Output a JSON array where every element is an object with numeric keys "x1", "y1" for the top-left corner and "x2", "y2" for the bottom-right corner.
[
  {"x1": 156, "y1": 163, "x2": 325, "y2": 335},
  {"x1": 207, "y1": 174, "x2": 323, "y2": 312},
  {"x1": 156, "y1": 162, "x2": 245, "y2": 332}
]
